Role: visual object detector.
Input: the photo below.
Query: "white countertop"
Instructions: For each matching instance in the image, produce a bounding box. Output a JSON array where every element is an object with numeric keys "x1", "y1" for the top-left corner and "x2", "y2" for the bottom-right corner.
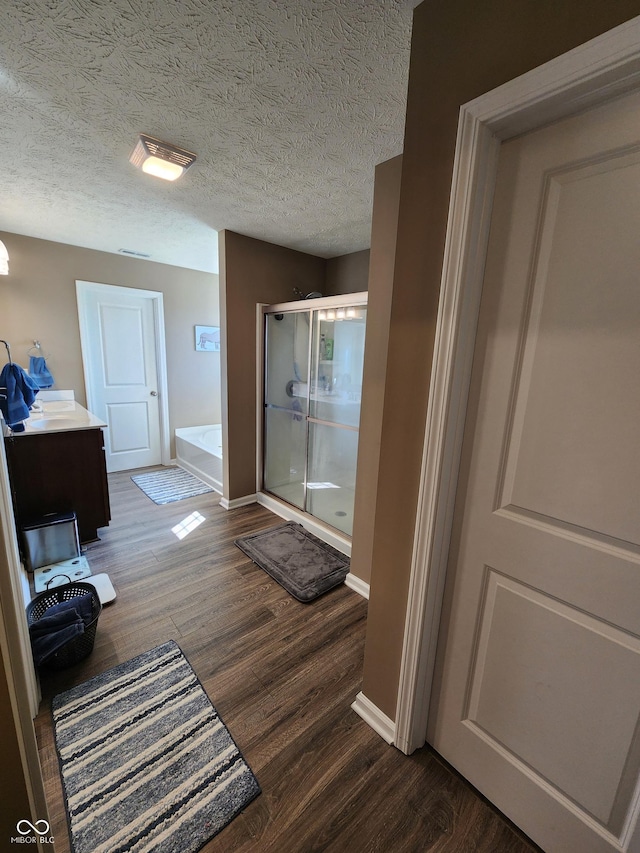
[{"x1": 14, "y1": 400, "x2": 107, "y2": 435}]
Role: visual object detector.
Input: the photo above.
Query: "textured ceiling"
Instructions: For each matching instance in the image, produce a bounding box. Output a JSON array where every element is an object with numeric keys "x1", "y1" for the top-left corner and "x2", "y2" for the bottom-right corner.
[{"x1": 0, "y1": 0, "x2": 414, "y2": 274}]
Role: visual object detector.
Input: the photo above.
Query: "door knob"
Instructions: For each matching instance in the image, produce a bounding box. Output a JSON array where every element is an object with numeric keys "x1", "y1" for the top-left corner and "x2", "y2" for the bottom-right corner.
[{"x1": 150, "y1": 390, "x2": 158, "y2": 396}]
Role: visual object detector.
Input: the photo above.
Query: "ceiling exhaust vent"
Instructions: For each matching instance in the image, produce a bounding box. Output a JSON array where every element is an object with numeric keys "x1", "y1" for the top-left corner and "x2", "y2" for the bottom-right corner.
[
  {"x1": 118, "y1": 248, "x2": 151, "y2": 258},
  {"x1": 130, "y1": 134, "x2": 197, "y2": 182}
]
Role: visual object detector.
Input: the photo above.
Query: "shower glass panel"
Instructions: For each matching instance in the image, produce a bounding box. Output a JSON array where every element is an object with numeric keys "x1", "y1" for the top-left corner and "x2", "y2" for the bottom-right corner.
[
  {"x1": 262, "y1": 295, "x2": 367, "y2": 538},
  {"x1": 263, "y1": 311, "x2": 310, "y2": 509},
  {"x1": 307, "y1": 421, "x2": 359, "y2": 536},
  {"x1": 310, "y1": 307, "x2": 367, "y2": 428}
]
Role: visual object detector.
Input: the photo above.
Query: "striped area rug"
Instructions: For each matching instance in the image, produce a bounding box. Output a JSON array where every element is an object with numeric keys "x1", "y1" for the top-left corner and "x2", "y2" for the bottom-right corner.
[
  {"x1": 130, "y1": 467, "x2": 213, "y2": 504},
  {"x1": 52, "y1": 641, "x2": 260, "y2": 853}
]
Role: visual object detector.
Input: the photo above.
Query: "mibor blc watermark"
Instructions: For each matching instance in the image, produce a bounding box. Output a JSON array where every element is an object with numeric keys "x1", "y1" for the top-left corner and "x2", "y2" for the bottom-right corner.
[{"x1": 11, "y1": 819, "x2": 54, "y2": 844}]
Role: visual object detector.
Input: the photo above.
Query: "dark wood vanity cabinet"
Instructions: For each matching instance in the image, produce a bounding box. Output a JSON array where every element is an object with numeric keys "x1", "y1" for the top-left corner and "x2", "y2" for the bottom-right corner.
[{"x1": 5, "y1": 428, "x2": 111, "y2": 544}]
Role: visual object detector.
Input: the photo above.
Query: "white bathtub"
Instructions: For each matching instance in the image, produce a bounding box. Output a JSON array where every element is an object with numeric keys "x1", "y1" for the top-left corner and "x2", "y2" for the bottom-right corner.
[{"x1": 175, "y1": 425, "x2": 223, "y2": 494}]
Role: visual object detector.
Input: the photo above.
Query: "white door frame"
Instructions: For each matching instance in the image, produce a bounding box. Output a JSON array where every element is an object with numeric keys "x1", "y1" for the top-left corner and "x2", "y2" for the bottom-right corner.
[
  {"x1": 0, "y1": 432, "x2": 49, "y2": 827},
  {"x1": 394, "y1": 16, "x2": 640, "y2": 755},
  {"x1": 76, "y1": 281, "x2": 171, "y2": 469}
]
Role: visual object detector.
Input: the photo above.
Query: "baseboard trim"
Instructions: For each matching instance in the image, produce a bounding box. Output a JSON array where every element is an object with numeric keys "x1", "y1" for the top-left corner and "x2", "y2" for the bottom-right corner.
[
  {"x1": 220, "y1": 494, "x2": 258, "y2": 510},
  {"x1": 351, "y1": 692, "x2": 396, "y2": 745},
  {"x1": 345, "y1": 572, "x2": 369, "y2": 600}
]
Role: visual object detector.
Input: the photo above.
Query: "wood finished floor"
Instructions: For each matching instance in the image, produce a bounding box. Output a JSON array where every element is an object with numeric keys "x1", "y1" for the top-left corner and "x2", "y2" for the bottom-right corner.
[{"x1": 34, "y1": 469, "x2": 541, "y2": 853}]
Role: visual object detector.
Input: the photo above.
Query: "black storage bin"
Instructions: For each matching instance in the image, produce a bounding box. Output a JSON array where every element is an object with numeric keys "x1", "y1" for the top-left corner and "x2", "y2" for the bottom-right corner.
[{"x1": 26, "y1": 580, "x2": 101, "y2": 670}]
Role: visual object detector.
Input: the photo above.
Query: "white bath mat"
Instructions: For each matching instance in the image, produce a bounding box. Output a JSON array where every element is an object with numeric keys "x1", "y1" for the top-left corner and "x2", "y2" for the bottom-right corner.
[{"x1": 131, "y1": 467, "x2": 214, "y2": 504}]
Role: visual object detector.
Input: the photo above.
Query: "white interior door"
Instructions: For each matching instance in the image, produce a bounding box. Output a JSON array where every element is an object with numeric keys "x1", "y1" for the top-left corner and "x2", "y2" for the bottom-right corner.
[
  {"x1": 429, "y1": 87, "x2": 640, "y2": 853},
  {"x1": 77, "y1": 282, "x2": 165, "y2": 473}
]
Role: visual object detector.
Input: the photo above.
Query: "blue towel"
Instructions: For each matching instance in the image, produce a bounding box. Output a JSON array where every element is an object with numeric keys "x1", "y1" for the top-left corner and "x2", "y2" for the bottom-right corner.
[
  {"x1": 28, "y1": 593, "x2": 94, "y2": 666},
  {"x1": 28, "y1": 355, "x2": 55, "y2": 389},
  {"x1": 29, "y1": 607, "x2": 84, "y2": 666},
  {"x1": 45, "y1": 592, "x2": 94, "y2": 624},
  {"x1": 0, "y1": 363, "x2": 39, "y2": 431}
]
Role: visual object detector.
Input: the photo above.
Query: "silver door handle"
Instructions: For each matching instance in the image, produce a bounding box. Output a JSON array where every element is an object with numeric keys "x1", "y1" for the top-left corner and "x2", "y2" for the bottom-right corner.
[{"x1": 150, "y1": 390, "x2": 158, "y2": 396}]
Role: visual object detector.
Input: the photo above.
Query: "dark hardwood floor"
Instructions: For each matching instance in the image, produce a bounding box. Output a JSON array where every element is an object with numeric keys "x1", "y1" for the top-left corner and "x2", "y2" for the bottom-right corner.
[{"x1": 34, "y1": 469, "x2": 541, "y2": 853}]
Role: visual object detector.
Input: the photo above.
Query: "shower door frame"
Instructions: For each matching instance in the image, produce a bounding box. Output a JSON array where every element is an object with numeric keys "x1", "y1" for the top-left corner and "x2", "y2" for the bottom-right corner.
[{"x1": 257, "y1": 292, "x2": 368, "y2": 556}]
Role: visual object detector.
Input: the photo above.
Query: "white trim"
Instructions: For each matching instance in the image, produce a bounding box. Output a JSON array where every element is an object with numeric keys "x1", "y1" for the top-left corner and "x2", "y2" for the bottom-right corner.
[
  {"x1": 395, "y1": 16, "x2": 640, "y2": 756},
  {"x1": 0, "y1": 432, "x2": 39, "y2": 717},
  {"x1": 256, "y1": 491, "x2": 351, "y2": 557},
  {"x1": 262, "y1": 291, "x2": 368, "y2": 316},
  {"x1": 0, "y1": 425, "x2": 49, "y2": 828},
  {"x1": 256, "y1": 303, "x2": 266, "y2": 496},
  {"x1": 344, "y1": 572, "x2": 370, "y2": 600},
  {"x1": 76, "y1": 280, "x2": 170, "y2": 469},
  {"x1": 220, "y1": 494, "x2": 258, "y2": 510},
  {"x1": 152, "y1": 295, "x2": 171, "y2": 467},
  {"x1": 351, "y1": 692, "x2": 396, "y2": 745}
]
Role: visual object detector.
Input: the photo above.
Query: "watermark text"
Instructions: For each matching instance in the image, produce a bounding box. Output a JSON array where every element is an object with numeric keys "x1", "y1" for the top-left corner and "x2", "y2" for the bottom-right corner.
[{"x1": 11, "y1": 819, "x2": 54, "y2": 844}]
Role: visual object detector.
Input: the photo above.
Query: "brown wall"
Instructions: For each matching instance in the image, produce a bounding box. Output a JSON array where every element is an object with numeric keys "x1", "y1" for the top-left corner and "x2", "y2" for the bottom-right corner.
[
  {"x1": 219, "y1": 230, "x2": 326, "y2": 500},
  {"x1": 350, "y1": 156, "x2": 402, "y2": 585},
  {"x1": 325, "y1": 250, "x2": 370, "y2": 296},
  {"x1": 361, "y1": 0, "x2": 640, "y2": 720},
  {"x1": 0, "y1": 651, "x2": 31, "y2": 842},
  {"x1": 0, "y1": 232, "x2": 220, "y2": 456}
]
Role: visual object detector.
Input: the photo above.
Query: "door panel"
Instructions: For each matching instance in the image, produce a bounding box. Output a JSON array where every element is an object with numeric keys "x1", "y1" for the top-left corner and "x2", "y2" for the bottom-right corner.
[
  {"x1": 262, "y1": 303, "x2": 366, "y2": 535},
  {"x1": 430, "y1": 88, "x2": 640, "y2": 852},
  {"x1": 264, "y1": 311, "x2": 310, "y2": 413},
  {"x1": 468, "y1": 571, "x2": 640, "y2": 832},
  {"x1": 500, "y1": 151, "x2": 640, "y2": 546},
  {"x1": 263, "y1": 310, "x2": 310, "y2": 508},
  {"x1": 309, "y1": 308, "x2": 366, "y2": 428},
  {"x1": 77, "y1": 283, "x2": 162, "y2": 472},
  {"x1": 263, "y1": 406, "x2": 307, "y2": 509},
  {"x1": 107, "y1": 402, "x2": 152, "y2": 454},
  {"x1": 307, "y1": 420, "x2": 358, "y2": 536}
]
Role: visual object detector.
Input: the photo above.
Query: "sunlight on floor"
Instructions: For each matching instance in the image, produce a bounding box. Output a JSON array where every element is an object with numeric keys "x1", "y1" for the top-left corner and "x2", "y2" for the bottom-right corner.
[
  {"x1": 306, "y1": 482, "x2": 340, "y2": 489},
  {"x1": 171, "y1": 511, "x2": 205, "y2": 540}
]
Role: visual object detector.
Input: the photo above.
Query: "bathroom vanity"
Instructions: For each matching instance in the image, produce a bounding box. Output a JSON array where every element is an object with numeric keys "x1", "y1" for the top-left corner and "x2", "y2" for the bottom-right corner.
[{"x1": 4, "y1": 400, "x2": 111, "y2": 544}]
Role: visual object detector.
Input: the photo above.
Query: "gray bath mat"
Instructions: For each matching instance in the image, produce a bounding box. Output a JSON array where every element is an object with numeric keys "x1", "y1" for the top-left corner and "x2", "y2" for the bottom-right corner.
[
  {"x1": 131, "y1": 467, "x2": 213, "y2": 504},
  {"x1": 234, "y1": 522, "x2": 349, "y2": 602},
  {"x1": 52, "y1": 641, "x2": 260, "y2": 853}
]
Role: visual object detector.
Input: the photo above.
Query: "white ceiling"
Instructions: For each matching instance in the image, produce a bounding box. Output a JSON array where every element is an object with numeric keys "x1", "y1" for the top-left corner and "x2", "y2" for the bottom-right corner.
[{"x1": 0, "y1": 1, "x2": 414, "y2": 274}]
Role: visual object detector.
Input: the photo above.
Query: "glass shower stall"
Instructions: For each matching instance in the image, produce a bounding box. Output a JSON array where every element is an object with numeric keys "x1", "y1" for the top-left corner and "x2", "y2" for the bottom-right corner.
[{"x1": 261, "y1": 293, "x2": 367, "y2": 538}]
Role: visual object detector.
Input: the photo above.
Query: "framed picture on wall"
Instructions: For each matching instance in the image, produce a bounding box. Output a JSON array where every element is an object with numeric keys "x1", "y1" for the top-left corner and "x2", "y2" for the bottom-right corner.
[{"x1": 195, "y1": 325, "x2": 220, "y2": 352}]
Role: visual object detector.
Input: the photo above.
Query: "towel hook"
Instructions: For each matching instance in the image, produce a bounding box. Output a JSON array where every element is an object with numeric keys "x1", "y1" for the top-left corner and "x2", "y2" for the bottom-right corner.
[
  {"x1": 0, "y1": 340, "x2": 12, "y2": 365},
  {"x1": 28, "y1": 340, "x2": 50, "y2": 358}
]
